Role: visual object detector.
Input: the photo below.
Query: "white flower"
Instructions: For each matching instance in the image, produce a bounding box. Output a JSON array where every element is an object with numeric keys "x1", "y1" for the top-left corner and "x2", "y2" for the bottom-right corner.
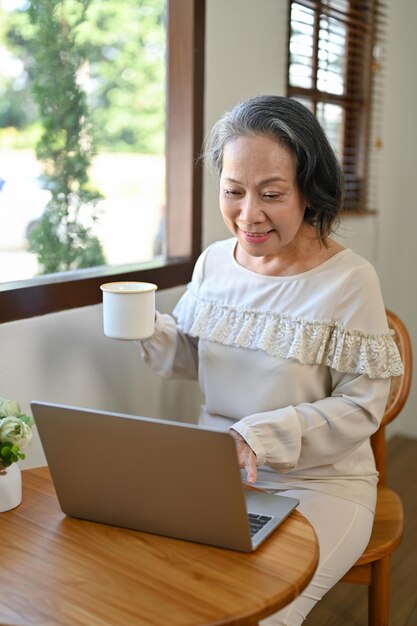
[
  {"x1": 0, "y1": 397, "x2": 21, "y2": 418},
  {"x1": 0, "y1": 416, "x2": 33, "y2": 451}
]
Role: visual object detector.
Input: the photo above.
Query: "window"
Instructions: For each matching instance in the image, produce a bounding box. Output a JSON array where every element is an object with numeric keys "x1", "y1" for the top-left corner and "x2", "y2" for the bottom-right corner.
[
  {"x1": 288, "y1": 0, "x2": 383, "y2": 211},
  {"x1": 0, "y1": 0, "x2": 205, "y2": 323}
]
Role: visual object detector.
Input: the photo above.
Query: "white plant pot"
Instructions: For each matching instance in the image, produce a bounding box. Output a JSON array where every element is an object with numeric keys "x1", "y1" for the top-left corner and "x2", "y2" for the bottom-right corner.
[{"x1": 0, "y1": 463, "x2": 22, "y2": 512}]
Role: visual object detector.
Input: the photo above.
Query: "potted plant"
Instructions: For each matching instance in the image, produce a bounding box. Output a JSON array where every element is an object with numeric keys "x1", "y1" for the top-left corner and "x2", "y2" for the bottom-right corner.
[{"x1": 0, "y1": 397, "x2": 34, "y2": 512}]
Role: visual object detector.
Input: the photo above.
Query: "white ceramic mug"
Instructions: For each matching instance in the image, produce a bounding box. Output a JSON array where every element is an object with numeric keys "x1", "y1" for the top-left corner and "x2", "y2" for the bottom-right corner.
[{"x1": 100, "y1": 281, "x2": 158, "y2": 340}]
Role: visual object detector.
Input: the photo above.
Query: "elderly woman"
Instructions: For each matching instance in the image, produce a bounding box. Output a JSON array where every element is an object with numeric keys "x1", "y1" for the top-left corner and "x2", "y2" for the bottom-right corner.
[{"x1": 137, "y1": 96, "x2": 402, "y2": 624}]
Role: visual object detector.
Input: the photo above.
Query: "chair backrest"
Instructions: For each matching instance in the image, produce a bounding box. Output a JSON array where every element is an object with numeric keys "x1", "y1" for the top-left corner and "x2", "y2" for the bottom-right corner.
[{"x1": 370, "y1": 309, "x2": 413, "y2": 484}]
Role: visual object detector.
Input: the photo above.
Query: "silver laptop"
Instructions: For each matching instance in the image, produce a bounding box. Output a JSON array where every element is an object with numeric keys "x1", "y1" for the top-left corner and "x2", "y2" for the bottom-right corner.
[{"x1": 31, "y1": 401, "x2": 299, "y2": 552}]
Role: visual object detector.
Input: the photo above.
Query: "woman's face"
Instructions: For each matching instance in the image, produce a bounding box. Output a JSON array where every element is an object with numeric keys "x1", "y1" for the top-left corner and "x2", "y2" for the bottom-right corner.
[{"x1": 219, "y1": 134, "x2": 309, "y2": 265}]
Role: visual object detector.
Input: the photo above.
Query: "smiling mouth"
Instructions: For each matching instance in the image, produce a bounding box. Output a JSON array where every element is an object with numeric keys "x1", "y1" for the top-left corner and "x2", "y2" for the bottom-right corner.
[
  {"x1": 243, "y1": 230, "x2": 272, "y2": 237},
  {"x1": 240, "y1": 229, "x2": 274, "y2": 243}
]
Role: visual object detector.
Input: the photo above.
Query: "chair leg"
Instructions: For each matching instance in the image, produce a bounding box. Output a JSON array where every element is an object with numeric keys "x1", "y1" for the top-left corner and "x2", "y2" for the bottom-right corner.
[{"x1": 368, "y1": 556, "x2": 391, "y2": 626}]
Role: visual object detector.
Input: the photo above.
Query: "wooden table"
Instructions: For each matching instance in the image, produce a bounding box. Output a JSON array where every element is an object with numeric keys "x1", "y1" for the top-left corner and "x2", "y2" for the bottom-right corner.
[{"x1": 0, "y1": 468, "x2": 318, "y2": 626}]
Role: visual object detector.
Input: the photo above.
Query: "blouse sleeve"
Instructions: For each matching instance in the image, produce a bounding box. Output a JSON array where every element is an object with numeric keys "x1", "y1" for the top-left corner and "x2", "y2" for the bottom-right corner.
[
  {"x1": 231, "y1": 262, "x2": 401, "y2": 471},
  {"x1": 136, "y1": 247, "x2": 208, "y2": 380},
  {"x1": 136, "y1": 311, "x2": 199, "y2": 379},
  {"x1": 231, "y1": 371, "x2": 390, "y2": 470}
]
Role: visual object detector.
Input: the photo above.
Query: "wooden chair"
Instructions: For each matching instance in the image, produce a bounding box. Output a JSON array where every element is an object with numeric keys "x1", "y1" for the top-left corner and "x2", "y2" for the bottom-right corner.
[{"x1": 341, "y1": 309, "x2": 413, "y2": 626}]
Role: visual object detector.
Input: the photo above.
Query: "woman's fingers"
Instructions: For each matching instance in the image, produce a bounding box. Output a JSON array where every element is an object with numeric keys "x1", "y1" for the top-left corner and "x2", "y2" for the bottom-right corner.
[
  {"x1": 244, "y1": 451, "x2": 257, "y2": 483},
  {"x1": 230, "y1": 429, "x2": 257, "y2": 483}
]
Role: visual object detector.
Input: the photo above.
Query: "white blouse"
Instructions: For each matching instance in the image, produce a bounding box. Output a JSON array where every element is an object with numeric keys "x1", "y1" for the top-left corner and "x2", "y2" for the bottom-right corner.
[{"x1": 139, "y1": 238, "x2": 403, "y2": 511}]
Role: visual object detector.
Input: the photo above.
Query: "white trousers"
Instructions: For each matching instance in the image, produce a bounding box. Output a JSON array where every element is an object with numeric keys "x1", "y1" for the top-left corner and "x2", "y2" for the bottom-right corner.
[{"x1": 263, "y1": 489, "x2": 374, "y2": 626}]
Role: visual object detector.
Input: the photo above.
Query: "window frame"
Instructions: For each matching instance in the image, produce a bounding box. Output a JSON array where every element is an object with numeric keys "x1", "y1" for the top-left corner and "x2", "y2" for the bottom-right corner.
[
  {"x1": 0, "y1": 0, "x2": 205, "y2": 324},
  {"x1": 287, "y1": 0, "x2": 377, "y2": 212}
]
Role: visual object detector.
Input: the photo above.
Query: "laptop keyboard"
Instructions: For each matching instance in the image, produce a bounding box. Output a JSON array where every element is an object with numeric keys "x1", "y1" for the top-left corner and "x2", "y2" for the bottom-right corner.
[{"x1": 248, "y1": 513, "x2": 272, "y2": 536}]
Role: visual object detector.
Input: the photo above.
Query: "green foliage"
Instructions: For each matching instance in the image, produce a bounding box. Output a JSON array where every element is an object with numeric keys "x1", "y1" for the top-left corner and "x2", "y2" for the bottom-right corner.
[
  {"x1": 0, "y1": 443, "x2": 25, "y2": 466},
  {"x1": 0, "y1": 4, "x2": 38, "y2": 131},
  {"x1": 0, "y1": 397, "x2": 34, "y2": 469},
  {"x1": 0, "y1": 0, "x2": 166, "y2": 273},
  {"x1": 29, "y1": 201, "x2": 105, "y2": 273},
  {"x1": 27, "y1": 0, "x2": 105, "y2": 273},
  {"x1": 1, "y1": 0, "x2": 166, "y2": 154},
  {"x1": 0, "y1": 124, "x2": 42, "y2": 150},
  {"x1": 82, "y1": 0, "x2": 166, "y2": 153}
]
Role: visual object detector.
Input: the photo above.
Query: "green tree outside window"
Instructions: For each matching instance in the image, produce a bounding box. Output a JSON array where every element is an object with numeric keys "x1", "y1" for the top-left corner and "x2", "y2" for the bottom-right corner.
[
  {"x1": 0, "y1": 0, "x2": 166, "y2": 275},
  {"x1": 27, "y1": 0, "x2": 105, "y2": 273}
]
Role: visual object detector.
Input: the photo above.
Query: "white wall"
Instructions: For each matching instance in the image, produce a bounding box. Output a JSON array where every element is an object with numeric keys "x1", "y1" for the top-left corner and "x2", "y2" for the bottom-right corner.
[
  {"x1": 203, "y1": 0, "x2": 289, "y2": 248},
  {"x1": 378, "y1": 0, "x2": 417, "y2": 437},
  {"x1": 0, "y1": 287, "x2": 203, "y2": 468},
  {"x1": 1, "y1": 0, "x2": 415, "y2": 468}
]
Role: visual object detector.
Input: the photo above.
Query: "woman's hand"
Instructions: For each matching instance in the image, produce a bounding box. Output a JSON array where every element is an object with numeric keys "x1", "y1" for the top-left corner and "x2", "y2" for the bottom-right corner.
[{"x1": 230, "y1": 429, "x2": 257, "y2": 483}]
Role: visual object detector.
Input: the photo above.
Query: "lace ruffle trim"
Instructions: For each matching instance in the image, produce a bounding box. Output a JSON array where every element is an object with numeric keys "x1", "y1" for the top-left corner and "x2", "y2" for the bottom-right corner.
[{"x1": 173, "y1": 291, "x2": 404, "y2": 379}]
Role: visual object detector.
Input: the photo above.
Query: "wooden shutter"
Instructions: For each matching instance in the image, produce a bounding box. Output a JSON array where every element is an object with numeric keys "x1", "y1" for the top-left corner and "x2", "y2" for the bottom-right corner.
[{"x1": 288, "y1": 0, "x2": 385, "y2": 211}]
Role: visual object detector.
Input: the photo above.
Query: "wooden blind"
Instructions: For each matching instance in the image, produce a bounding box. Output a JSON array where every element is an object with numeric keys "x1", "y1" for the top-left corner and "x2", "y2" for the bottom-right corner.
[{"x1": 287, "y1": 0, "x2": 385, "y2": 211}]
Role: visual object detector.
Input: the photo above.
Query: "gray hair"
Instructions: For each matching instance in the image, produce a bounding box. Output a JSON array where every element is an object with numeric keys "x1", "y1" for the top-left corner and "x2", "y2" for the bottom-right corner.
[{"x1": 203, "y1": 95, "x2": 344, "y2": 240}]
